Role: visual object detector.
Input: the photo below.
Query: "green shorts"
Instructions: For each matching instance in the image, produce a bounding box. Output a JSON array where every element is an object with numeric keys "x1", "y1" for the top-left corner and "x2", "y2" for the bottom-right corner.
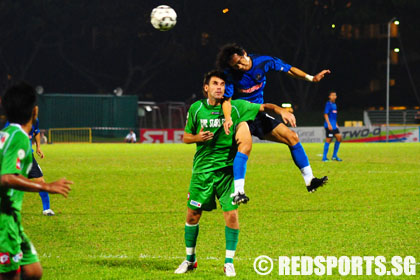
[
  {"x1": 0, "y1": 215, "x2": 39, "y2": 273},
  {"x1": 187, "y1": 167, "x2": 238, "y2": 212}
]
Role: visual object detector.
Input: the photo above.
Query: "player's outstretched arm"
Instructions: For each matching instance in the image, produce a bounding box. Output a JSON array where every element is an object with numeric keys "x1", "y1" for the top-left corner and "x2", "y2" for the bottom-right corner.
[
  {"x1": 222, "y1": 98, "x2": 233, "y2": 135},
  {"x1": 287, "y1": 67, "x2": 331, "y2": 83},
  {"x1": 183, "y1": 128, "x2": 214, "y2": 144},
  {"x1": 260, "y1": 104, "x2": 297, "y2": 127},
  {"x1": 1, "y1": 174, "x2": 72, "y2": 197}
]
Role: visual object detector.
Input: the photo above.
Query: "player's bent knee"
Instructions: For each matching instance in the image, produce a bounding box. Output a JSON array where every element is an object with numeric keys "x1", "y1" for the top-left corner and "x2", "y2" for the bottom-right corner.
[
  {"x1": 286, "y1": 130, "x2": 299, "y2": 146},
  {"x1": 21, "y1": 263, "x2": 43, "y2": 280}
]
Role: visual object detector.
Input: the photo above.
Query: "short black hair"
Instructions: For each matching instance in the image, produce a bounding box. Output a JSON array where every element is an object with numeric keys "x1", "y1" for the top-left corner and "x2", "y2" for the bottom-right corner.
[
  {"x1": 202, "y1": 70, "x2": 226, "y2": 97},
  {"x1": 216, "y1": 43, "x2": 246, "y2": 70},
  {"x1": 328, "y1": 90, "x2": 337, "y2": 96},
  {"x1": 2, "y1": 82, "x2": 37, "y2": 124}
]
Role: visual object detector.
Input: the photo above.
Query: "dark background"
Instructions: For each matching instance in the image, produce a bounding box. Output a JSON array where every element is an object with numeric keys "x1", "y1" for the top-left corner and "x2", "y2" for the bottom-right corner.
[{"x1": 1, "y1": 0, "x2": 419, "y2": 117}]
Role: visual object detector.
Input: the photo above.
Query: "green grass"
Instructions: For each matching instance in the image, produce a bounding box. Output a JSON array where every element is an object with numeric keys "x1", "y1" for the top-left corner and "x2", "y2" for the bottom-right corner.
[{"x1": 21, "y1": 143, "x2": 420, "y2": 279}]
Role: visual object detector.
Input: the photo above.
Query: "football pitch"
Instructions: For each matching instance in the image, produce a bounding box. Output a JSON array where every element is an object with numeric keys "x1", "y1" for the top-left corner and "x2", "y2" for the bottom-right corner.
[{"x1": 22, "y1": 143, "x2": 419, "y2": 279}]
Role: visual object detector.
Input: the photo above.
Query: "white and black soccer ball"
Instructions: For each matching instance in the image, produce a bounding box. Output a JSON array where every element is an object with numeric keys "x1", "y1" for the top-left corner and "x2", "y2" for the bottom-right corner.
[{"x1": 150, "y1": 5, "x2": 177, "y2": 31}]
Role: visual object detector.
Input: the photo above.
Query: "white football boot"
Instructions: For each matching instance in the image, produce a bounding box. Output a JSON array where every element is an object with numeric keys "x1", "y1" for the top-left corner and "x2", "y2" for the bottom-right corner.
[
  {"x1": 42, "y1": 209, "x2": 55, "y2": 216},
  {"x1": 224, "y1": 263, "x2": 236, "y2": 277},
  {"x1": 174, "y1": 260, "x2": 197, "y2": 274}
]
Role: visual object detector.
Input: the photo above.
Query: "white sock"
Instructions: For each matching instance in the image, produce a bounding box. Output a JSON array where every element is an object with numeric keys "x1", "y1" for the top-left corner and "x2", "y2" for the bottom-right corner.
[
  {"x1": 301, "y1": 166, "x2": 314, "y2": 186},
  {"x1": 234, "y1": 179, "x2": 245, "y2": 194}
]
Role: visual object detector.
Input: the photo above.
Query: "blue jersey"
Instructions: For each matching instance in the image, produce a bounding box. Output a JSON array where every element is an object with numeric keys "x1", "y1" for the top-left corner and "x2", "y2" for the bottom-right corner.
[
  {"x1": 4, "y1": 119, "x2": 40, "y2": 151},
  {"x1": 324, "y1": 101, "x2": 338, "y2": 129},
  {"x1": 224, "y1": 54, "x2": 292, "y2": 104}
]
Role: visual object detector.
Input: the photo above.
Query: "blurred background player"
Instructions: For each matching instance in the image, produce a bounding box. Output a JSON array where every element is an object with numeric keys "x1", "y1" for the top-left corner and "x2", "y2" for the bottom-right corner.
[
  {"x1": 4, "y1": 118, "x2": 54, "y2": 216},
  {"x1": 124, "y1": 130, "x2": 136, "y2": 143},
  {"x1": 0, "y1": 82, "x2": 72, "y2": 280},
  {"x1": 322, "y1": 90, "x2": 343, "y2": 161},
  {"x1": 216, "y1": 43, "x2": 330, "y2": 194}
]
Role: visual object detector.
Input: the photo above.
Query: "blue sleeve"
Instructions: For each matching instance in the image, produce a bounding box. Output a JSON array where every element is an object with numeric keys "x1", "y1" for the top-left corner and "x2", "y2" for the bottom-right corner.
[
  {"x1": 324, "y1": 103, "x2": 330, "y2": 114},
  {"x1": 264, "y1": 56, "x2": 292, "y2": 73},
  {"x1": 3, "y1": 121, "x2": 10, "y2": 129},
  {"x1": 224, "y1": 82, "x2": 234, "y2": 98},
  {"x1": 33, "y1": 119, "x2": 40, "y2": 135}
]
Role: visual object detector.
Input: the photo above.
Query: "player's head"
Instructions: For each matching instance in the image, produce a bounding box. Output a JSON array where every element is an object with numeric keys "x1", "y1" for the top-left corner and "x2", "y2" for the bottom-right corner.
[
  {"x1": 2, "y1": 82, "x2": 38, "y2": 125},
  {"x1": 216, "y1": 43, "x2": 252, "y2": 72},
  {"x1": 202, "y1": 70, "x2": 226, "y2": 100},
  {"x1": 328, "y1": 90, "x2": 337, "y2": 102}
]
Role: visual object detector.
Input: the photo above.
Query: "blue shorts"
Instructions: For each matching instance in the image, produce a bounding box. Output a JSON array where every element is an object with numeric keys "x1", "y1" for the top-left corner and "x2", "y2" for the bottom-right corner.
[
  {"x1": 28, "y1": 156, "x2": 43, "y2": 179},
  {"x1": 325, "y1": 128, "x2": 340, "y2": 138},
  {"x1": 247, "y1": 112, "x2": 283, "y2": 140}
]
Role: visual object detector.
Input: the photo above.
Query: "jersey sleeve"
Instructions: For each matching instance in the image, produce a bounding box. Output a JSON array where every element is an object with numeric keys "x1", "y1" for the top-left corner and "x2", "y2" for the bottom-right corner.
[
  {"x1": 184, "y1": 104, "x2": 198, "y2": 134},
  {"x1": 324, "y1": 102, "x2": 331, "y2": 114},
  {"x1": 1, "y1": 132, "x2": 31, "y2": 176},
  {"x1": 264, "y1": 56, "x2": 292, "y2": 73},
  {"x1": 232, "y1": 100, "x2": 260, "y2": 123},
  {"x1": 33, "y1": 119, "x2": 40, "y2": 135}
]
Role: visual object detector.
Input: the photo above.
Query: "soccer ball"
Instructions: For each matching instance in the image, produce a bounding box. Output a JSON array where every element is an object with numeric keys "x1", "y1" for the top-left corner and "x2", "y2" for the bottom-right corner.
[{"x1": 150, "y1": 5, "x2": 177, "y2": 31}]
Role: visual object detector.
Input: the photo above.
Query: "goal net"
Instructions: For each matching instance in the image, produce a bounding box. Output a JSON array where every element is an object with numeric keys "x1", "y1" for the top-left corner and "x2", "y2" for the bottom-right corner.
[{"x1": 48, "y1": 128, "x2": 92, "y2": 143}]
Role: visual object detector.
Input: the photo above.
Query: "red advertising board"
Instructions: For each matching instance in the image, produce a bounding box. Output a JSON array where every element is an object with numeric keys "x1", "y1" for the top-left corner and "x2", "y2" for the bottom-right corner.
[{"x1": 140, "y1": 129, "x2": 184, "y2": 143}]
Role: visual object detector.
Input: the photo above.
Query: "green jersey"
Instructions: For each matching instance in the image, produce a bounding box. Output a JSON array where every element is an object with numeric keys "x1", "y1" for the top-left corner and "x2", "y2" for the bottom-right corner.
[
  {"x1": 185, "y1": 99, "x2": 260, "y2": 173},
  {"x1": 0, "y1": 124, "x2": 33, "y2": 216}
]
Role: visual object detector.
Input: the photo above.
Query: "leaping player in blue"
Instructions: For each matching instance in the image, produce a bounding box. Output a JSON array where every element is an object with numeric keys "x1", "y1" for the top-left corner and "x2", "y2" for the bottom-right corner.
[
  {"x1": 4, "y1": 118, "x2": 55, "y2": 215},
  {"x1": 216, "y1": 43, "x2": 331, "y2": 203}
]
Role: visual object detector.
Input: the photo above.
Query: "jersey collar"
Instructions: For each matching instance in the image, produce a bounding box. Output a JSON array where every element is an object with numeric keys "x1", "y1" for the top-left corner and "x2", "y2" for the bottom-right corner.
[{"x1": 9, "y1": 123, "x2": 29, "y2": 136}]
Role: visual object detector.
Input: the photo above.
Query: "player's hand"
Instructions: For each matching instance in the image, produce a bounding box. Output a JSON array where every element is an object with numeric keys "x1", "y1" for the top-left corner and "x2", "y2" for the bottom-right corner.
[
  {"x1": 44, "y1": 178, "x2": 73, "y2": 198},
  {"x1": 223, "y1": 117, "x2": 233, "y2": 135},
  {"x1": 328, "y1": 124, "x2": 333, "y2": 130},
  {"x1": 198, "y1": 127, "x2": 213, "y2": 142},
  {"x1": 280, "y1": 110, "x2": 297, "y2": 128},
  {"x1": 36, "y1": 147, "x2": 44, "y2": 159},
  {"x1": 313, "y1": 70, "x2": 331, "y2": 82}
]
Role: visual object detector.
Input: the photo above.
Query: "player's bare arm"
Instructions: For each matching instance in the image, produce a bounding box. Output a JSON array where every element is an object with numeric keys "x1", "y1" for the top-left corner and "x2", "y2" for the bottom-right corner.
[
  {"x1": 1, "y1": 174, "x2": 72, "y2": 197},
  {"x1": 260, "y1": 104, "x2": 297, "y2": 127},
  {"x1": 324, "y1": 114, "x2": 333, "y2": 130},
  {"x1": 35, "y1": 132, "x2": 44, "y2": 159},
  {"x1": 183, "y1": 128, "x2": 214, "y2": 144},
  {"x1": 287, "y1": 67, "x2": 331, "y2": 82},
  {"x1": 222, "y1": 98, "x2": 233, "y2": 135}
]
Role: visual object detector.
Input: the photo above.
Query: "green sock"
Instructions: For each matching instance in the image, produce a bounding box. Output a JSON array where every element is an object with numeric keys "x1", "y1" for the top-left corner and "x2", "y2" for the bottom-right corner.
[
  {"x1": 225, "y1": 226, "x2": 239, "y2": 264},
  {"x1": 185, "y1": 223, "x2": 199, "y2": 262}
]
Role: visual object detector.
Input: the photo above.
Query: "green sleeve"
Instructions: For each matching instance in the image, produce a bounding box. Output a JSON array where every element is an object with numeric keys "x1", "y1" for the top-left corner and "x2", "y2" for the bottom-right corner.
[
  {"x1": 1, "y1": 133, "x2": 31, "y2": 176},
  {"x1": 184, "y1": 103, "x2": 198, "y2": 134},
  {"x1": 232, "y1": 100, "x2": 261, "y2": 123}
]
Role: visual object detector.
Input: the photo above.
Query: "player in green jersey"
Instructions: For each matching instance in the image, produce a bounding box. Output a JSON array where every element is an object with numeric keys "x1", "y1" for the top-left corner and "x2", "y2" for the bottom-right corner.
[
  {"x1": 175, "y1": 70, "x2": 295, "y2": 277},
  {"x1": 0, "y1": 82, "x2": 72, "y2": 280}
]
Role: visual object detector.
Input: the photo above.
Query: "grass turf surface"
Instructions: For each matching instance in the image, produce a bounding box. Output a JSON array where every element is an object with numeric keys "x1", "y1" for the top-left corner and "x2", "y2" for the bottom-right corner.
[{"x1": 21, "y1": 143, "x2": 419, "y2": 279}]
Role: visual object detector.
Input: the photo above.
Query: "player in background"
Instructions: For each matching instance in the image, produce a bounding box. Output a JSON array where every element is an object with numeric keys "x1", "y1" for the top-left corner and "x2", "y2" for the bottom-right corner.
[
  {"x1": 216, "y1": 43, "x2": 330, "y2": 197},
  {"x1": 0, "y1": 82, "x2": 72, "y2": 280},
  {"x1": 175, "y1": 70, "x2": 295, "y2": 277},
  {"x1": 322, "y1": 91, "x2": 342, "y2": 161},
  {"x1": 4, "y1": 118, "x2": 54, "y2": 216}
]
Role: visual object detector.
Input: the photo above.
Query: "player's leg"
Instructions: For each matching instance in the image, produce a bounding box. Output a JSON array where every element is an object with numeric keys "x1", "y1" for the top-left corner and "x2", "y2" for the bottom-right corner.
[
  {"x1": 323, "y1": 128, "x2": 333, "y2": 161},
  {"x1": 28, "y1": 156, "x2": 53, "y2": 216},
  {"x1": 20, "y1": 263, "x2": 42, "y2": 280},
  {"x1": 0, "y1": 271, "x2": 20, "y2": 280},
  {"x1": 19, "y1": 233, "x2": 41, "y2": 280},
  {"x1": 232, "y1": 122, "x2": 252, "y2": 204},
  {"x1": 264, "y1": 121, "x2": 327, "y2": 192},
  {"x1": 332, "y1": 130, "x2": 343, "y2": 161}
]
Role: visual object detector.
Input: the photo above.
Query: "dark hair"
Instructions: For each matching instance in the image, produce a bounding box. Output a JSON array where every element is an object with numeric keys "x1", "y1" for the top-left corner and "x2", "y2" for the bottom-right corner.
[
  {"x1": 2, "y1": 82, "x2": 37, "y2": 124},
  {"x1": 216, "y1": 43, "x2": 246, "y2": 70},
  {"x1": 202, "y1": 70, "x2": 226, "y2": 97}
]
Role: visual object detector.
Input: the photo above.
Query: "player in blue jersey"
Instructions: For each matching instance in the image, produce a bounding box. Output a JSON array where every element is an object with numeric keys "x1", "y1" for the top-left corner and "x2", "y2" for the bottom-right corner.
[
  {"x1": 322, "y1": 91, "x2": 342, "y2": 161},
  {"x1": 4, "y1": 119, "x2": 55, "y2": 215},
  {"x1": 216, "y1": 43, "x2": 330, "y2": 199}
]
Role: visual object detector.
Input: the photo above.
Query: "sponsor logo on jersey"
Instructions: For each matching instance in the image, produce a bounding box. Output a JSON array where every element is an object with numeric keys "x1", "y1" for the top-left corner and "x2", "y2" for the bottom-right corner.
[
  {"x1": 12, "y1": 252, "x2": 23, "y2": 263},
  {"x1": 0, "y1": 132, "x2": 9, "y2": 149},
  {"x1": 211, "y1": 111, "x2": 220, "y2": 115},
  {"x1": 16, "y1": 158, "x2": 21, "y2": 170},
  {"x1": 332, "y1": 110, "x2": 337, "y2": 113},
  {"x1": 18, "y1": 149, "x2": 25, "y2": 160},
  {"x1": 190, "y1": 200, "x2": 202, "y2": 208},
  {"x1": 0, "y1": 253, "x2": 10, "y2": 265},
  {"x1": 239, "y1": 82, "x2": 263, "y2": 94}
]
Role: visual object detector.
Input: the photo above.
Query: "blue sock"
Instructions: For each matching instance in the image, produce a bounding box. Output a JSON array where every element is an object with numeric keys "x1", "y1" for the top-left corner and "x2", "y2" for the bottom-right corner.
[
  {"x1": 323, "y1": 142, "x2": 330, "y2": 159},
  {"x1": 39, "y1": 192, "x2": 50, "y2": 210},
  {"x1": 333, "y1": 142, "x2": 341, "y2": 158},
  {"x1": 289, "y1": 142, "x2": 310, "y2": 169},
  {"x1": 233, "y1": 152, "x2": 248, "y2": 193}
]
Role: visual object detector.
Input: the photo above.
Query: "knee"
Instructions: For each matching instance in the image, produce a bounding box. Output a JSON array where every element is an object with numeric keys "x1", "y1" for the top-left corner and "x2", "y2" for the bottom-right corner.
[
  {"x1": 225, "y1": 211, "x2": 238, "y2": 224},
  {"x1": 22, "y1": 267, "x2": 43, "y2": 280},
  {"x1": 287, "y1": 131, "x2": 299, "y2": 146},
  {"x1": 186, "y1": 210, "x2": 201, "y2": 225},
  {"x1": 238, "y1": 140, "x2": 252, "y2": 155}
]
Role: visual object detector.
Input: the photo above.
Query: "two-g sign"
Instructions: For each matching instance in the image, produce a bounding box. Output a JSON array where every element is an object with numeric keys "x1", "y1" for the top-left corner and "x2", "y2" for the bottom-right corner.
[{"x1": 140, "y1": 129, "x2": 184, "y2": 143}]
